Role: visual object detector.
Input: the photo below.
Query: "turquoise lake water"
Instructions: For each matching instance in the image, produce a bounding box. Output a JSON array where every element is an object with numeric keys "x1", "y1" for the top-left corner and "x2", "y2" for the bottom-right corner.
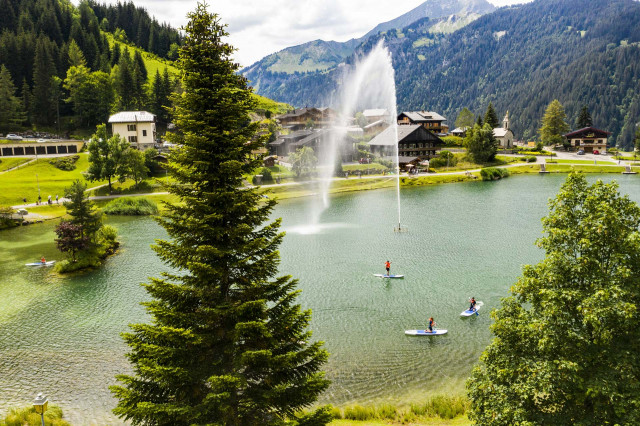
[{"x1": 1, "y1": 174, "x2": 639, "y2": 424}]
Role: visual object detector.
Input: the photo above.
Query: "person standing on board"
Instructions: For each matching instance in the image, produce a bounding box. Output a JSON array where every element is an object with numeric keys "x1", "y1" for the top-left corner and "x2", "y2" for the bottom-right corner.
[
  {"x1": 428, "y1": 317, "x2": 436, "y2": 333},
  {"x1": 41, "y1": 256, "x2": 46, "y2": 264},
  {"x1": 385, "y1": 260, "x2": 391, "y2": 276},
  {"x1": 469, "y1": 297, "x2": 477, "y2": 312}
]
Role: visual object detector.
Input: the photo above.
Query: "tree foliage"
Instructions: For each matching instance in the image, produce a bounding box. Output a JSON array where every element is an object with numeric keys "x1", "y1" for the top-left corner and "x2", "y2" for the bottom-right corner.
[
  {"x1": 111, "y1": 4, "x2": 329, "y2": 425},
  {"x1": 63, "y1": 179, "x2": 102, "y2": 244},
  {"x1": 540, "y1": 99, "x2": 570, "y2": 145},
  {"x1": 464, "y1": 123, "x2": 497, "y2": 163},
  {"x1": 0, "y1": 65, "x2": 24, "y2": 132},
  {"x1": 290, "y1": 146, "x2": 318, "y2": 178},
  {"x1": 575, "y1": 104, "x2": 593, "y2": 129},
  {"x1": 86, "y1": 124, "x2": 132, "y2": 193},
  {"x1": 468, "y1": 173, "x2": 640, "y2": 425},
  {"x1": 483, "y1": 102, "x2": 499, "y2": 129},
  {"x1": 55, "y1": 220, "x2": 88, "y2": 262},
  {"x1": 454, "y1": 107, "x2": 474, "y2": 129}
]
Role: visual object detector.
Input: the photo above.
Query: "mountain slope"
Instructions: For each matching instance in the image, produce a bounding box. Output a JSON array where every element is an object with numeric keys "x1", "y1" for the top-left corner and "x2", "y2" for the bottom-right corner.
[
  {"x1": 362, "y1": 0, "x2": 494, "y2": 39},
  {"x1": 242, "y1": 0, "x2": 494, "y2": 80},
  {"x1": 247, "y1": 0, "x2": 640, "y2": 149}
]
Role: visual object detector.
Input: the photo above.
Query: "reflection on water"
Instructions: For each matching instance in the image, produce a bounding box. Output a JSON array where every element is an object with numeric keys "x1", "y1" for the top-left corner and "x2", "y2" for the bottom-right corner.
[
  {"x1": 284, "y1": 222, "x2": 354, "y2": 235},
  {"x1": 1, "y1": 174, "x2": 639, "y2": 423}
]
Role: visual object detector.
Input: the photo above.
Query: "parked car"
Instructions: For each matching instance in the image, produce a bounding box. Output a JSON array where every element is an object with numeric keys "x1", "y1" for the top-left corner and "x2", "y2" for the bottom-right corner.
[
  {"x1": 593, "y1": 150, "x2": 600, "y2": 155},
  {"x1": 36, "y1": 138, "x2": 47, "y2": 143},
  {"x1": 6, "y1": 134, "x2": 22, "y2": 140},
  {"x1": 577, "y1": 150, "x2": 585, "y2": 155}
]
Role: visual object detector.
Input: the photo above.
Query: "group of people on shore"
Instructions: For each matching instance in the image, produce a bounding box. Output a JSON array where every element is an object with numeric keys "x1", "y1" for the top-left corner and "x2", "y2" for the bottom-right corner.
[{"x1": 23, "y1": 194, "x2": 59, "y2": 206}]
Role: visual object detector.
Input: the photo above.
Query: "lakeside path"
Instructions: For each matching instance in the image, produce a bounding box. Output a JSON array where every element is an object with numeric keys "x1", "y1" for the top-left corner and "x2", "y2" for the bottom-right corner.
[{"x1": 10, "y1": 152, "x2": 637, "y2": 211}]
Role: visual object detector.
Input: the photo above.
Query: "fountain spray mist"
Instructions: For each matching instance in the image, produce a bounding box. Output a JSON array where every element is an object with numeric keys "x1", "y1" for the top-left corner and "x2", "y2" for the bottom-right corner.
[{"x1": 309, "y1": 40, "x2": 402, "y2": 231}]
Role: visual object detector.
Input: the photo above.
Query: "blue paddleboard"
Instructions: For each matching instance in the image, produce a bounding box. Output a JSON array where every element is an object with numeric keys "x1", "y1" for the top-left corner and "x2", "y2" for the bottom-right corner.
[
  {"x1": 460, "y1": 301, "x2": 483, "y2": 316},
  {"x1": 405, "y1": 329, "x2": 448, "y2": 336}
]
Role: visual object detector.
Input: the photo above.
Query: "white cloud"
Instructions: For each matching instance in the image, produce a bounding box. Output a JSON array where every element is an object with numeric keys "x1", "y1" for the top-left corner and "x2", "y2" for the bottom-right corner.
[{"x1": 71, "y1": 0, "x2": 533, "y2": 67}]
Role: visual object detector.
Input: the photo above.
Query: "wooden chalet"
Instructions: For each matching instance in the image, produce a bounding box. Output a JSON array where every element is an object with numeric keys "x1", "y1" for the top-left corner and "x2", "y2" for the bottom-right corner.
[
  {"x1": 367, "y1": 125, "x2": 444, "y2": 159},
  {"x1": 397, "y1": 111, "x2": 448, "y2": 134},
  {"x1": 275, "y1": 107, "x2": 334, "y2": 130},
  {"x1": 563, "y1": 126, "x2": 611, "y2": 153}
]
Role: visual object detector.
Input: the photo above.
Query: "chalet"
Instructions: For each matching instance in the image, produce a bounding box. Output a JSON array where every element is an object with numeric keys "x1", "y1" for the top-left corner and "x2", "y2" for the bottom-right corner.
[
  {"x1": 564, "y1": 126, "x2": 610, "y2": 153},
  {"x1": 364, "y1": 119, "x2": 389, "y2": 136},
  {"x1": 108, "y1": 111, "x2": 157, "y2": 150},
  {"x1": 268, "y1": 130, "x2": 314, "y2": 156},
  {"x1": 451, "y1": 127, "x2": 469, "y2": 137},
  {"x1": 368, "y1": 125, "x2": 444, "y2": 159},
  {"x1": 493, "y1": 112, "x2": 514, "y2": 148},
  {"x1": 363, "y1": 109, "x2": 390, "y2": 124},
  {"x1": 397, "y1": 111, "x2": 448, "y2": 134},
  {"x1": 275, "y1": 107, "x2": 334, "y2": 130}
]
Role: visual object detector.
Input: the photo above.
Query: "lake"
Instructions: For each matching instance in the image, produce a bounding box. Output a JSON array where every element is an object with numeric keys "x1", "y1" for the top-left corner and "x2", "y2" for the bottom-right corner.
[{"x1": 1, "y1": 174, "x2": 638, "y2": 424}]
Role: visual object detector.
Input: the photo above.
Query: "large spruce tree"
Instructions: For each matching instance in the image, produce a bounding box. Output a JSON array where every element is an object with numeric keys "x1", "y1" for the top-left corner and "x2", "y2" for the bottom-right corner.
[{"x1": 111, "y1": 4, "x2": 330, "y2": 425}]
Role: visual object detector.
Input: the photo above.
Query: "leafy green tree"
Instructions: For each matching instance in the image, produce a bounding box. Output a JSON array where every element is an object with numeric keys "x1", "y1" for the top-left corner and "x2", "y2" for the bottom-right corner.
[
  {"x1": 86, "y1": 124, "x2": 131, "y2": 193},
  {"x1": 468, "y1": 173, "x2": 640, "y2": 425},
  {"x1": 290, "y1": 146, "x2": 318, "y2": 177},
  {"x1": 63, "y1": 179, "x2": 102, "y2": 244},
  {"x1": 455, "y1": 107, "x2": 474, "y2": 129},
  {"x1": 539, "y1": 99, "x2": 570, "y2": 146},
  {"x1": 0, "y1": 65, "x2": 25, "y2": 133},
  {"x1": 464, "y1": 123, "x2": 497, "y2": 163},
  {"x1": 111, "y1": 4, "x2": 330, "y2": 425},
  {"x1": 124, "y1": 148, "x2": 148, "y2": 187},
  {"x1": 355, "y1": 111, "x2": 368, "y2": 128},
  {"x1": 635, "y1": 126, "x2": 640, "y2": 160},
  {"x1": 575, "y1": 104, "x2": 593, "y2": 129},
  {"x1": 483, "y1": 102, "x2": 499, "y2": 129}
]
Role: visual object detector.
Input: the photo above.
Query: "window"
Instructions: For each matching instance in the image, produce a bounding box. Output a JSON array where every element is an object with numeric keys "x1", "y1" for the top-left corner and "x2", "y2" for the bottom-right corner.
[
  {"x1": 128, "y1": 136, "x2": 137, "y2": 143},
  {"x1": 142, "y1": 130, "x2": 147, "y2": 137},
  {"x1": 127, "y1": 124, "x2": 137, "y2": 131}
]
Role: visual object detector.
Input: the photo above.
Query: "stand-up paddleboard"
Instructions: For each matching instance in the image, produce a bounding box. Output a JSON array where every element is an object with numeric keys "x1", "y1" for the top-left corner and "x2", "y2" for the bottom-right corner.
[
  {"x1": 405, "y1": 329, "x2": 448, "y2": 336},
  {"x1": 373, "y1": 274, "x2": 404, "y2": 279},
  {"x1": 460, "y1": 301, "x2": 484, "y2": 317},
  {"x1": 25, "y1": 261, "x2": 56, "y2": 267}
]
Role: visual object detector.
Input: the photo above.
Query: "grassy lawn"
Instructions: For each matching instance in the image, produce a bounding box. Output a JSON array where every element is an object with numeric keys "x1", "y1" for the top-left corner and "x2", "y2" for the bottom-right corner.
[
  {"x1": 547, "y1": 159, "x2": 616, "y2": 165},
  {"x1": 88, "y1": 175, "x2": 171, "y2": 197},
  {"x1": 27, "y1": 203, "x2": 68, "y2": 218},
  {"x1": 104, "y1": 32, "x2": 178, "y2": 81},
  {"x1": 545, "y1": 164, "x2": 625, "y2": 173},
  {"x1": 343, "y1": 162, "x2": 388, "y2": 172},
  {"x1": 430, "y1": 154, "x2": 522, "y2": 173},
  {"x1": 0, "y1": 157, "x2": 32, "y2": 172},
  {"x1": 330, "y1": 416, "x2": 470, "y2": 426},
  {"x1": 0, "y1": 154, "x2": 106, "y2": 207}
]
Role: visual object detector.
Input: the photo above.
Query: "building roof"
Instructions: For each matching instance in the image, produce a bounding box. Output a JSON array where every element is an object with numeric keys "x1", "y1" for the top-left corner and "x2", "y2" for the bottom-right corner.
[
  {"x1": 368, "y1": 125, "x2": 431, "y2": 146},
  {"x1": 564, "y1": 126, "x2": 611, "y2": 138},
  {"x1": 398, "y1": 111, "x2": 446, "y2": 122},
  {"x1": 276, "y1": 108, "x2": 320, "y2": 120},
  {"x1": 363, "y1": 109, "x2": 389, "y2": 117},
  {"x1": 493, "y1": 128, "x2": 513, "y2": 138},
  {"x1": 451, "y1": 127, "x2": 468, "y2": 134},
  {"x1": 364, "y1": 119, "x2": 387, "y2": 129},
  {"x1": 108, "y1": 111, "x2": 155, "y2": 123}
]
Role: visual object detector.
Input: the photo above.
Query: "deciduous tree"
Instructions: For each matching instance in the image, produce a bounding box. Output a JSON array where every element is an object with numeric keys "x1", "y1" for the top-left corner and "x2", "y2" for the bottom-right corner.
[
  {"x1": 464, "y1": 123, "x2": 497, "y2": 163},
  {"x1": 455, "y1": 107, "x2": 474, "y2": 129},
  {"x1": 54, "y1": 221, "x2": 88, "y2": 262},
  {"x1": 86, "y1": 124, "x2": 131, "y2": 193},
  {"x1": 539, "y1": 99, "x2": 570, "y2": 146},
  {"x1": 290, "y1": 146, "x2": 318, "y2": 177},
  {"x1": 111, "y1": 4, "x2": 330, "y2": 425},
  {"x1": 468, "y1": 173, "x2": 640, "y2": 425}
]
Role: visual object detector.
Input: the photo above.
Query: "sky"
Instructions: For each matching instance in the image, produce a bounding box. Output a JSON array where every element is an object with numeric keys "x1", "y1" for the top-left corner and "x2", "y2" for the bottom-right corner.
[{"x1": 75, "y1": 0, "x2": 533, "y2": 67}]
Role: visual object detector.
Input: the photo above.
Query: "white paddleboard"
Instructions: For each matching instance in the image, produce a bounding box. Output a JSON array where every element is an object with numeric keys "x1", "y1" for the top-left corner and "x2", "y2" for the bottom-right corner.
[
  {"x1": 25, "y1": 261, "x2": 56, "y2": 267},
  {"x1": 373, "y1": 274, "x2": 404, "y2": 279},
  {"x1": 460, "y1": 301, "x2": 484, "y2": 316},
  {"x1": 405, "y1": 329, "x2": 448, "y2": 336}
]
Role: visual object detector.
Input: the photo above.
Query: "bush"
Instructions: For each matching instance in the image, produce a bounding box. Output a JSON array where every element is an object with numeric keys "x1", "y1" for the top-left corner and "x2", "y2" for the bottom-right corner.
[
  {"x1": 98, "y1": 225, "x2": 118, "y2": 244},
  {"x1": 429, "y1": 150, "x2": 458, "y2": 168},
  {"x1": 480, "y1": 167, "x2": 510, "y2": 181},
  {"x1": 102, "y1": 197, "x2": 159, "y2": 215},
  {"x1": 441, "y1": 135, "x2": 464, "y2": 146},
  {"x1": 526, "y1": 155, "x2": 537, "y2": 163},
  {"x1": 410, "y1": 395, "x2": 469, "y2": 419},
  {"x1": 1, "y1": 404, "x2": 70, "y2": 426},
  {"x1": 49, "y1": 155, "x2": 79, "y2": 171},
  {"x1": 343, "y1": 405, "x2": 376, "y2": 421}
]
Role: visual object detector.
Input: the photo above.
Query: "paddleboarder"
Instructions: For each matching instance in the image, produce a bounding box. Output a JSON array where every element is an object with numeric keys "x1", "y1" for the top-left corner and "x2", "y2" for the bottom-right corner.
[
  {"x1": 385, "y1": 260, "x2": 391, "y2": 276},
  {"x1": 41, "y1": 256, "x2": 46, "y2": 264},
  {"x1": 469, "y1": 297, "x2": 477, "y2": 312},
  {"x1": 428, "y1": 317, "x2": 436, "y2": 333}
]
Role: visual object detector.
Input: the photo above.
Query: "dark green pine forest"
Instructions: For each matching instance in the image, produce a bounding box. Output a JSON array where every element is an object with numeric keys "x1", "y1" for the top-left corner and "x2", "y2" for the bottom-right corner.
[
  {"x1": 246, "y1": 0, "x2": 640, "y2": 150},
  {"x1": 0, "y1": 0, "x2": 182, "y2": 134}
]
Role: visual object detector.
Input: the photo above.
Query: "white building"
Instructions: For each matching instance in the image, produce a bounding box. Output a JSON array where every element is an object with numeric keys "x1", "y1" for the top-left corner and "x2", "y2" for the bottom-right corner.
[
  {"x1": 493, "y1": 112, "x2": 514, "y2": 148},
  {"x1": 108, "y1": 111, "x2": 157, "y2": 150},
  {"x1": 362, "y1": 109, "x2": 390, "y2": 124}
]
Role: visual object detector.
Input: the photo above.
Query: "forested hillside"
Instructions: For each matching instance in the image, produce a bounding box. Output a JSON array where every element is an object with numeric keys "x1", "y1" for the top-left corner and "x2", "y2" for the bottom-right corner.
[
  {"x1": 247, "y1": 0, "x2": 640, "y2": 149},
  {"x1": 0, "y1": 0, "x2": 181, "y2": 134}
]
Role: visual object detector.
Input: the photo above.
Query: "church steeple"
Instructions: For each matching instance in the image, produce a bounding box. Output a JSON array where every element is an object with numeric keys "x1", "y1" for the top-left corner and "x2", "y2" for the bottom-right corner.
[{"x1": 503, "y1": 111, "x2": 510, "y2": 130}]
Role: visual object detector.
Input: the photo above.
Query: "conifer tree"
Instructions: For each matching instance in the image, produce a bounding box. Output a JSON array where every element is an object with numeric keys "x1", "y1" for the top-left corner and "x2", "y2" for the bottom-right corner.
[
  {"x1": 483, "y1": 101, "x2": 499, "y2": 129},
  {"x1": 575, "y1": 104, "x2": 593, "y2": 129},
  {"x1": 32, "y1": 36, "x2": 56, "y2": 125},
  {"x1": 0, "y1": 65, "x2": 25, "y2": 132},
  {"x1": 111, "y1": 4, "x2": 330, "y2": 425},
  {"x1": 63, "y1": 179, "x2": 102, "y2": 243}
]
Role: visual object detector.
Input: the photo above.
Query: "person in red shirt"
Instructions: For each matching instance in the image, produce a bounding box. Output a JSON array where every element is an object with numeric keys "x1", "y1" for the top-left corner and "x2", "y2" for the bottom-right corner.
[{"x1": 385, "y1": 260, "x2": 391, "y2": 276}]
